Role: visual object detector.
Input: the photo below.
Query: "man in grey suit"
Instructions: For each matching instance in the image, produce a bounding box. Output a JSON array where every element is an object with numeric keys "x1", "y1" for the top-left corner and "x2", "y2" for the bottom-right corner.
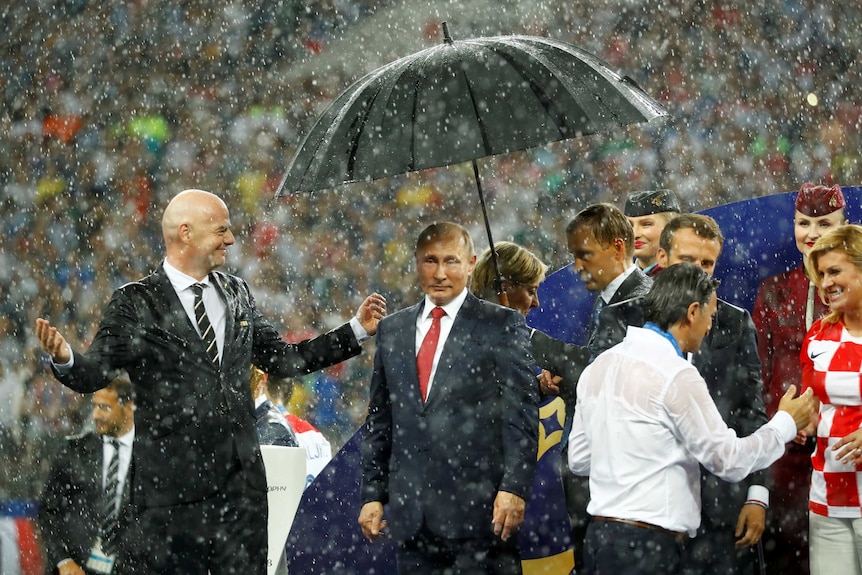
[
  {"x1": 592, "y1": 213, "x2": 770, "y2": 574},
  {"x1": 358, "y1": 222, "x2": 539, "y2": 574},
  {"x1": 35, "y1": 189, "x2": 387, "y2": 575}
]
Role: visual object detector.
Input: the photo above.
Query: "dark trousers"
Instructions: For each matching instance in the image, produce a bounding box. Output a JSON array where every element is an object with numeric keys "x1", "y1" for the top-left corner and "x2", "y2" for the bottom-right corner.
[
  {"x1": 582, "y1": 519, "x2": 686, "y2": 575},
  {"x1": 682, "y1": 523, "x2": 759, "y2": 575},
  {"x1": 131, "y1": 463, "x2": 268, "y2": 575},
  {"x1": 560, "y1": 448, "x2": 590, "y2": 567},
  {"x1": 396, "y1": 521, "x2": 522, "y2": 575}
]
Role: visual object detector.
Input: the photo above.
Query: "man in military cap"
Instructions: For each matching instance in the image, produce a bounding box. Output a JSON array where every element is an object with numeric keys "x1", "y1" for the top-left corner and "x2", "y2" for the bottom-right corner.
[
  {"x1": 625, "y1": 189, "x2": 682, "y2": 277},
  {"x1": 753, "y1": 183, "x2": 847, "y2": 575}
]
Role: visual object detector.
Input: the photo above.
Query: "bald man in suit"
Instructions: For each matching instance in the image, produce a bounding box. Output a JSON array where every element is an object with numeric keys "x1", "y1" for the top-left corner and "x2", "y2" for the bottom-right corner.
[{"x1": 36, "y1": 189, "x2": 387, "y2": 575}]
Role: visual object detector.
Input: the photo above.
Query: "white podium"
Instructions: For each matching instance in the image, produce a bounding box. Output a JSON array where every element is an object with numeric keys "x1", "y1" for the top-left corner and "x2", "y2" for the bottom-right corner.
[{"x1": 260, "y1": 446, "x2": 307, "y2": 575}]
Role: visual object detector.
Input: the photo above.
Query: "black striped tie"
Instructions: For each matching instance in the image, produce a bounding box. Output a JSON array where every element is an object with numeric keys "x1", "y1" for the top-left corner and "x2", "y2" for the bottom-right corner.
[
  {"x1": 193, "y1": 283, "x2": 220, "y2": 365},
  {"x1": 100, "y1": 438, "x2": 120, "y2": 555}
]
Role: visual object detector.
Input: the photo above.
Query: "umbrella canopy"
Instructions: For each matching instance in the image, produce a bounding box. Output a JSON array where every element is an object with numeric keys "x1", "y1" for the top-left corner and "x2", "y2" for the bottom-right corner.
[
  {"x1": 278, "y1": 24, "x2": 667, "y2": 194},
  {"x1": 277, "y1": 23, "x2": 667, "y2": 302}
]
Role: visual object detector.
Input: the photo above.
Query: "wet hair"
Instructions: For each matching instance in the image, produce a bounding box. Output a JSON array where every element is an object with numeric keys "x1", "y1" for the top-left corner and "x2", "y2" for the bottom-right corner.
[
  {"x1": 250, "y1": 364, "x2": 295, "y2": 404},
  {"x1": 644, "y1": 263, "x2": 720, "y2": 331},
  {"x1": 266, "y1": 376, "x2": 295, "y2": 405},
  {"x1": 566, "y1": 203, "x2": 635, "y2": 258},
  {"x1": 806, "y1": 224, "x2": 862, "y2": 327},
  {"x1": 106, "y1": 373, "x2": 134, "y2": 405},
  {"x1": 659, "y1": 213, "x2": 724, "y2": 254},
  {"x1": 250, "y1": 365, "x2": 266, "y2": 396},
  {"x1": 470, "y1": 241, "x2": 547, "y2": 301},
  {"x1": 415, "y1": 222, "x2": 475, "y2": 258}
]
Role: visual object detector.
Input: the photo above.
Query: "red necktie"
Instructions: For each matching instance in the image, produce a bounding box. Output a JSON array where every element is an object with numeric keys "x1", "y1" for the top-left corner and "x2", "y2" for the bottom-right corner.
[{"x1": 417, "y1": 307, "x2": 446, "y2": 403}]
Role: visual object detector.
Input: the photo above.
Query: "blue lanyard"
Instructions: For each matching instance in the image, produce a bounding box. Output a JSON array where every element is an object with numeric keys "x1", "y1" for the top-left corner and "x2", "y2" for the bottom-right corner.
[{"x1": 643, "y1": 322, "x2": 684, "y2": 358}]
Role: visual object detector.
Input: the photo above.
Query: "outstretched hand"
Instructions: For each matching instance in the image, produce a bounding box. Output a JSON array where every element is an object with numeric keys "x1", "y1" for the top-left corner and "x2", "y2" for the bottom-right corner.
[
  {"x1": 35, "y1": 318, "x2": 72, "y2": 364},
  {"x1": 355, "y1": 293, "x2": 387, "y2": 336}
]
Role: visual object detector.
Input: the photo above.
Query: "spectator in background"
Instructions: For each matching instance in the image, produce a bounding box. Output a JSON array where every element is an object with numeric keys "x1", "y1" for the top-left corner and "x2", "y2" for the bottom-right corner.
[
  {"x1": 753, "y1": 183, "x2": 847, "y2": 575},
  {"x1": 250, "y1": 365, "x2": 298, "y2": 447},
  {"x1": 257, "y1": 370, "x2": 334, "y2": 488}
]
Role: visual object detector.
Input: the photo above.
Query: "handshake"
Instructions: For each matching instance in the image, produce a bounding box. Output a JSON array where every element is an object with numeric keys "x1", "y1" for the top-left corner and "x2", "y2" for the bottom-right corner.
[{"x1": 778, "y1": 384, "x2": 816, "y2": 434}]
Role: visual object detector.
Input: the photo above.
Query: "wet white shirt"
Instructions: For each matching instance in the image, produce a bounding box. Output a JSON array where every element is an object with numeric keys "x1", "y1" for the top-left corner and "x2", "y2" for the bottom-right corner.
[{"x1": 568, "y1": 324, "x2": 796, "y2": 536}]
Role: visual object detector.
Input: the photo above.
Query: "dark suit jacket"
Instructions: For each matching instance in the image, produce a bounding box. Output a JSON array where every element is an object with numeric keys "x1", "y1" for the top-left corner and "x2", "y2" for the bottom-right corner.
[
  {"x1": 39, "y1": 432, "x2": 136, "y2": 574},
  {"x1": 361, "y1": 293, "x2": 539, "y2": 541},
  {"x1": 54, "y1": 265, "x2": 361, "y2": 507},
  {"x1": 592, "y1": 296, "x2": 770, "y2": 528},
  {"x1": 534, "y1": 268, "x2": 652, "y2": 405}
]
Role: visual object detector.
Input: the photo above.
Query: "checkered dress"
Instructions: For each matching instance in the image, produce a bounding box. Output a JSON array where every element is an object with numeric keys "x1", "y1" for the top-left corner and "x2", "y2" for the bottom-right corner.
[{"x1": 801, "y1": 319, "x2": 862, "y2": 518}]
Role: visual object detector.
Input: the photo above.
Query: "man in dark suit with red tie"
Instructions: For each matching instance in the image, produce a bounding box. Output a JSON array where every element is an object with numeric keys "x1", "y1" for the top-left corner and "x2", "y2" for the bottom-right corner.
[
  {"x1": 358, "y1": 222, "x2": 539, "y2": 574},
  {"x1": 35, "y1": 189, "x2": 387, "y2": 575},
  {"x1": 39, "y1": 375, "x2": 136, "y2": 575}
]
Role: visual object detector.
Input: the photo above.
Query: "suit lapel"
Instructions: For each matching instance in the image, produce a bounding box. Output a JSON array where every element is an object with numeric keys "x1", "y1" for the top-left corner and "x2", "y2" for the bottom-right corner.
[
  {"x1": 400, "y1": 304, "x2": 425, "y2": 408},
  {"x1": 151, "y1": 265, "x2": 202, "y2": 344},
  {"x1": 423, "y1": 295, "x2": 479, "y2": 409},
  {"x1": 210, "y1": 272, "x2": 236, "y2": 367},
  {"x1": 609, "y1": 271, "x2": 638, "y2": 305}
]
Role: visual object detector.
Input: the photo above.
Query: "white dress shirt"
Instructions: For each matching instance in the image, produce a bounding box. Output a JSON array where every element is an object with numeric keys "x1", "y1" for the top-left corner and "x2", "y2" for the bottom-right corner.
[
  {"x1": 568, "y1": 325, "x2": 796, "y2": 536},
  {"x1": 163, "y1": 260, "x2": 227, "y2": 361},
  {"x1": 415, "y1": 289, "x2": 468, "y2": 398}
]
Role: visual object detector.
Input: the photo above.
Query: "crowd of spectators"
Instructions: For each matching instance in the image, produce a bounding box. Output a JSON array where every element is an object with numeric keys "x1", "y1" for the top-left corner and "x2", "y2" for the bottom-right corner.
[{"x1": 1, "y1": 0, "x2": 860, "y2": 501}]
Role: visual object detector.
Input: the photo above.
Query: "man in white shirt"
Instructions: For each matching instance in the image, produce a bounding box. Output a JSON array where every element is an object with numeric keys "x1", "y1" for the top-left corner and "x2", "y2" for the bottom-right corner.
[{"x1": 568, "y1": 263, "x2": 816, "y2": 574}]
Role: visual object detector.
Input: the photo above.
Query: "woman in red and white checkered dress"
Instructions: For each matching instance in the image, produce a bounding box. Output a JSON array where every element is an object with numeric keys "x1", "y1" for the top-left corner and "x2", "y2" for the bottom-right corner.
[{"x1": 801, "y1": 224, "x2": 862, "y2": 575}]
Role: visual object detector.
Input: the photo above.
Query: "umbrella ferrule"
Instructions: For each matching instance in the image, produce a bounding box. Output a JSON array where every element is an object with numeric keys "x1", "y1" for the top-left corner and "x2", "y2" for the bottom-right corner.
[{"x1": 442, "y1": 22, "x2": 453, "y2": 45}]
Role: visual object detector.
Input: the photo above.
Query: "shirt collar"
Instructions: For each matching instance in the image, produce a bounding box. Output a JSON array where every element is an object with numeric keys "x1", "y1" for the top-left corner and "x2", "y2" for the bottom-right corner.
[
  {"x1": 105, "y1": 426, "x2": 135, "y2": 447},
  {"x1": 163, "y1": 259, "x2": 211, "y2": 293},
  {"x1": 642, "y1": 322, "x2": 684, "y2": 358},
  {"x1": 421, "y1": 288, "x2": 469, "y2": 320},
  {"x1": 599, "y1": 264, "x2": 636, "y2": 304}
]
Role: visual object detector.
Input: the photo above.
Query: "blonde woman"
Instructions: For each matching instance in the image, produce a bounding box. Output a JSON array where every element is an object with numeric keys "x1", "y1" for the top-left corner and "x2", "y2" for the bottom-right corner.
[{"x1": 802, "y1": 224, "x2": 862, "y2": 575}]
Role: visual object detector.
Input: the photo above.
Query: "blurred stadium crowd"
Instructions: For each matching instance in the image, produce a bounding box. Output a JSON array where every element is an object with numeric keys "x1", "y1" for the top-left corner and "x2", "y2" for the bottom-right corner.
[{"x1": 1, "y1": 0, "x2": 860, "y2": 500}]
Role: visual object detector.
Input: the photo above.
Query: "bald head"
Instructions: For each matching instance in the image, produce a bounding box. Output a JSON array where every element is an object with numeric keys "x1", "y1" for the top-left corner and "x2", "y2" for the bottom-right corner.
[{"x1": 163, "y1": 189, "x2": 235, "y2": 279}]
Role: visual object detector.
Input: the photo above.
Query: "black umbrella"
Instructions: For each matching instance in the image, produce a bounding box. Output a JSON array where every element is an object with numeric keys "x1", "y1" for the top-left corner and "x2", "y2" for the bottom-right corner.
[{"x1": 277, "y1": 23, "x2": 668, "y2": 303}]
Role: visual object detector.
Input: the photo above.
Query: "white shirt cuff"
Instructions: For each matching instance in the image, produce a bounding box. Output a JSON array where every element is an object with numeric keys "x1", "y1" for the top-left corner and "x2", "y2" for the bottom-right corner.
[
  {"x1": 767, "y1": 410, "x2": 798, "y2": 443},
  {"x1": 746, "y1": 485, "x2": 769, "y2": 507},
  {"x1": 349, "y1": 317, "x2": 370, "y2": 344}
]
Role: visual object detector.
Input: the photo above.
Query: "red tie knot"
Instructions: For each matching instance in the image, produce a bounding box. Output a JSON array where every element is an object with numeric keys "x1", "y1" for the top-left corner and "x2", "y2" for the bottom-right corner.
[{"x1": 431, "y1": 307, "x2": 446, "y2": 320}]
